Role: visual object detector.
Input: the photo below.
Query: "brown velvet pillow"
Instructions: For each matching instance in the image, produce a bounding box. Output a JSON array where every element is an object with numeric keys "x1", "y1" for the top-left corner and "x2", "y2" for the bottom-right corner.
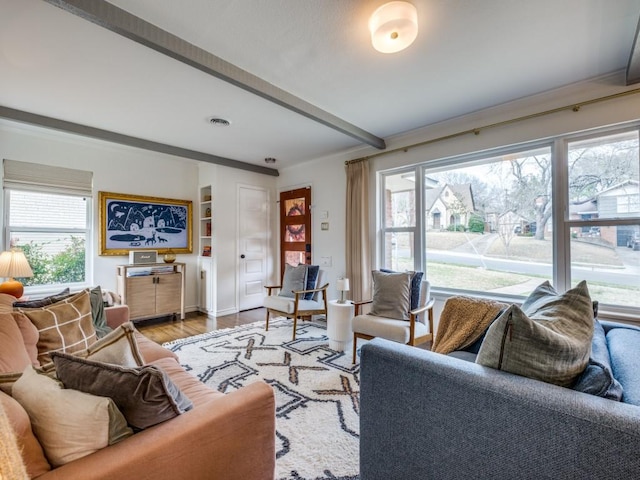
[
  {"x1": 16, "y1": 290, "x2": 97, "y2": 365},
  {"x1": 52, "y1": 352, "x2": 193, "y2": 430},
  {"x1": 12, "y1": 288, "x2": 71, "y2": 308}
]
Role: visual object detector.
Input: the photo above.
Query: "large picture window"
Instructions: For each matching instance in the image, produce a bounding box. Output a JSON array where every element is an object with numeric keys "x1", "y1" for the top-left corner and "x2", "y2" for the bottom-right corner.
[{"x1": 380, "y1": 126, "x2": 640, "y2": 312}]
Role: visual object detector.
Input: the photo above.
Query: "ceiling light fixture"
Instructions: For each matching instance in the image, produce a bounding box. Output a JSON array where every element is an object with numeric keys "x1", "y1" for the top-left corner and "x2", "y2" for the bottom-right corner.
[
  {"x1": 208, "y1": 117, "x2": 230, "y2": 127},
  {"x1": 369, "y1": 1, "x2": 418, "y2": 54},
  {"x1": 264, "y1": 157, "x2": 276, "y2": 164}
]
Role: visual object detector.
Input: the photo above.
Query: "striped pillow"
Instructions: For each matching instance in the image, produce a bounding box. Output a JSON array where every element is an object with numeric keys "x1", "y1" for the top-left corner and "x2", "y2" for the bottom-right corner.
[{"x1": 17, "y1": 290, "x2": 97, "y2": 366}]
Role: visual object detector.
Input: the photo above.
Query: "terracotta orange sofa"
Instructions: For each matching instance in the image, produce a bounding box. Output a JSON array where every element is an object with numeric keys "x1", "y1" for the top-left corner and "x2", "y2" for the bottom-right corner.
[{"x1": 0, "y1": 296, "x2": 276, "y2": 480}]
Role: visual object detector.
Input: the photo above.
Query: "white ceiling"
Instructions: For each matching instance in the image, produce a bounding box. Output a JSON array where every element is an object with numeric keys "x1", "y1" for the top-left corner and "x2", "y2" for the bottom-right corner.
[{"x1": 1, "y1": 0, "x2": 639, "y2": 173}]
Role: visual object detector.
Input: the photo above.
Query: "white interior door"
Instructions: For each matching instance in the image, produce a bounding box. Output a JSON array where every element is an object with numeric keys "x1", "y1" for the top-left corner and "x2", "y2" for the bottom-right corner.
[{"x1": 238, "y1": 185, "x2": 269, "y2": 310}]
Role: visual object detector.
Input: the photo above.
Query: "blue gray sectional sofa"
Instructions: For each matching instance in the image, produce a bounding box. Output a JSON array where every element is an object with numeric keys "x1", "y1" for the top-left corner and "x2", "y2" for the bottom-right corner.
[{"x1": 359, "y1": 319, "x2": 640, "y2": 479}]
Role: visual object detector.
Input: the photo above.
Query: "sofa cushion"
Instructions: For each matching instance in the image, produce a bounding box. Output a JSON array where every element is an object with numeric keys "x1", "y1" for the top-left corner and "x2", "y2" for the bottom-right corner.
[
  {"x1": 279, "y1": 264, "x2": 308, "y2": 298},
  {"x1": 572, "y1": 319, "x2": 623, "y2": 401},
  {"x1": 0, "y1": 395, "x2": 30, "y2": 479},
  {"x1": 607, "y1": 327, "x2": 640, "y2": 406},
  {"x1": 17, "y1": 289, "x2": 97, "y2": 365},
  {"x1": 369, "y1": 270, "x2": 412, "y2": 320},
  {"x1": 11, "y1": 365, "x2": 133, "y2": 468},
  {"x1": 476, "y1": 280, "x2": 594, "y2": 387},
  {"x1": 263, "y1": 295, "x2": 324, "y2": 314},
  {"x1": 0, "y1": 293, "x2": 15, "y2": 313},
  {"x1": 0, "y1": 391, "x2": 51, "y2": 477},
  {"x1": 0, "y1": 313, "x2": 33, "y2": 374},
  {"x1": 352, "y1": 314, "x2": 431, "y2": 344},
  {"x1": 52, "y1": 352, "x2": 193, "y2": 430},
  {"x1": 11, "y1": 312, "x2": 39, "y2": 367}
]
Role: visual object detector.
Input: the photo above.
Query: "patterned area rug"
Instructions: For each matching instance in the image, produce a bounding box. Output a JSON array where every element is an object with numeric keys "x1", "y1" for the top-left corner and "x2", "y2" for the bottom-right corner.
[{"x1": 163, "y1": 318, "x2": 360, "y2": 480}]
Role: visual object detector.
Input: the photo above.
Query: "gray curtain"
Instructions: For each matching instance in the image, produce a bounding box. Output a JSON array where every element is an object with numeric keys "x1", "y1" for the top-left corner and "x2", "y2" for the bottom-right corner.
[{"x1": 345, "y1": 158, "x2": 371, "y2": 302}]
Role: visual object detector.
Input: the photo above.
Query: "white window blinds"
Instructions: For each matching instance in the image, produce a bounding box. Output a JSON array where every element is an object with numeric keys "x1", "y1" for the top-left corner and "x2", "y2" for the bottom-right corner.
[{"x1": 3, "y1": 159, "x2": 92, "y2": 196}]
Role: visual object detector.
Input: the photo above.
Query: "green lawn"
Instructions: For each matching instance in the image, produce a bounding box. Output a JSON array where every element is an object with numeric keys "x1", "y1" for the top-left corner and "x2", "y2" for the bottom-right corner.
[{"x1": 427, "y1": 262, "x2": 543, "y2": 293}]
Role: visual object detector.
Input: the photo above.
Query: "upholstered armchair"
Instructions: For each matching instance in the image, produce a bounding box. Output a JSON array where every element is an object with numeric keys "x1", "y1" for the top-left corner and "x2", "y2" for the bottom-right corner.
[
  {"x1": 351, "y1": 270, "x2": 434, "y2": 363},
  {"x1": 263, "y1": 264, "x2": 329, "y2": 340}
]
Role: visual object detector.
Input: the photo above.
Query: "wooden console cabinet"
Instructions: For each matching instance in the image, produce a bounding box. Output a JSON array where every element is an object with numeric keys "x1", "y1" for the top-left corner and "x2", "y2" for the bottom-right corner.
[{"x1": 116, "y1": 263, "x2": 185, "y2": 322}]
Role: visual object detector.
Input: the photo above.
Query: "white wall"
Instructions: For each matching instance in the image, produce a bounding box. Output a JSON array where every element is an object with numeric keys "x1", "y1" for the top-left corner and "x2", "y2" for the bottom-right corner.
[
  {"x1": 0, "y1": 120, "x2": 201, "y2": 309},
  {"x1": 200, "y1": 162, "x2": 278, "y2": 315}
]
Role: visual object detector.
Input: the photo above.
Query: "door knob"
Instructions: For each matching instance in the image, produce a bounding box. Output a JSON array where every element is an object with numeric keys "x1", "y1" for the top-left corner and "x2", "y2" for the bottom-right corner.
[{"x1": 240, "y1": 254, "x2": 246, "y2": 259}]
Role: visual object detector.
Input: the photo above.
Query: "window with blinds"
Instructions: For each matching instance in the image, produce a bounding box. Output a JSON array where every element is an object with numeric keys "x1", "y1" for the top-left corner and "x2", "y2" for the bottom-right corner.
[{"x1": 3, "y1": 159, "x2": 93, "y2": 291}]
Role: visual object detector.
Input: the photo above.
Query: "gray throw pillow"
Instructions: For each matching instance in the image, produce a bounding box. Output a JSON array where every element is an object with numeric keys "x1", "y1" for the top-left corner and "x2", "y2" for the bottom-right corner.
[
  {"x1": 278, "y1": 264, "x2": 308, "y2": 298},
  {"x1": 476, "y1": 280, "x2": 594, "y2": 387},
  {"x1": 52, "y1": 352, "x2": 193, "y2": 430},
  {"x1": 369, "y1": 270, "x2": 412, "y2": 320}
]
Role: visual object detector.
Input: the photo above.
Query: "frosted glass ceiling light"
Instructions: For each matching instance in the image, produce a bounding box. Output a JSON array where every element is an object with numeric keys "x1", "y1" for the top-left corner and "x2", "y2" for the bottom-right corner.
[{"x1": 369, "y1": 1, "x2": 418, "y2": 54}]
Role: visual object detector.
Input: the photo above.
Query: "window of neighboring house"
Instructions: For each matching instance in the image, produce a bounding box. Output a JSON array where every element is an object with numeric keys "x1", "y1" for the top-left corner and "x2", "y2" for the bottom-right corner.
[
  {"x1": 3, "y1": 160, "x2": 92, "y2": 293},
  {"x1": 379, "y1": 125, "x2": 640, "y2": 312}
]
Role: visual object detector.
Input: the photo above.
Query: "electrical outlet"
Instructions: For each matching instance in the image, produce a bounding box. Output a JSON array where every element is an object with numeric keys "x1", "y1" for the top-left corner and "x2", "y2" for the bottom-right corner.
[{"x1": 320, "y1": 256, "x2": 332, "y2": 267}]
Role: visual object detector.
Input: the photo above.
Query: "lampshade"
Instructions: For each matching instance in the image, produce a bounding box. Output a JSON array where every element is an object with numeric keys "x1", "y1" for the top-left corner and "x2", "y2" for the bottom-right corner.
[
  {"x1": 369, "y1": 1, "x2": 418, "y2": 54},
  {"x1": 0, "y1": 249, "x2": 34, "y2": 298},
  {"x1": 336, "y1": 278, "x2": 350, "y2": 292}
]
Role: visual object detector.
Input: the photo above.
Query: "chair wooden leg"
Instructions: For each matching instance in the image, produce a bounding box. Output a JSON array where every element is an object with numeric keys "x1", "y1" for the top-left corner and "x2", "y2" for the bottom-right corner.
[
  {"x1": 265, "y1": 309, "x2": 270, "y2": 331},
  {"x1": 352, "y1": 334, "x2": 358, "y2": 364},
  {"x1": 292, "y1": 316, "x2": 298, "y2": 340}
]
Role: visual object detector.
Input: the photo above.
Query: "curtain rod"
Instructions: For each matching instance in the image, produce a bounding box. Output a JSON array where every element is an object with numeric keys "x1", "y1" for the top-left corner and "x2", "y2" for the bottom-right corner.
[
  {"x1": 345, "y1": 86, "x2": 640, "y2": 165},
  {"x1": 345, "y1": 157, "x2": 368, "y2": 166}
]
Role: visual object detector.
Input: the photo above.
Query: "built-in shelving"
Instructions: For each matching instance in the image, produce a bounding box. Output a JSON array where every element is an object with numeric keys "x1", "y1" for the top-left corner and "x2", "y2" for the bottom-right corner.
[{"x1": 198, "y1": 185, "x2": 216, "y2": 316}]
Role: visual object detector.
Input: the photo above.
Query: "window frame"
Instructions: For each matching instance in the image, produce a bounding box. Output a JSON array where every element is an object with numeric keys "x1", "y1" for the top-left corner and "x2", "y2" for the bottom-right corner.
[
  {"x1": 378, "y1": 123, "x2": 640, "y2": 319},
  {"x1": 3, "y1": 188, "x2": 93, "y2": 296}
]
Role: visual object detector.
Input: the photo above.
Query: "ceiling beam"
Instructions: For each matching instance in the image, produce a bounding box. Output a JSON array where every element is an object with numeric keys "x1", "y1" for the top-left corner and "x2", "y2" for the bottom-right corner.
[
  {"x1": 0, "y1": 106, "x2": 279, "y2": 176},
  {"x1": 627, "y1": 14, "x2": 640, "y2": 85},
  {"x1": 43, "y1": 0, "x2": 387, "y2": 150}
]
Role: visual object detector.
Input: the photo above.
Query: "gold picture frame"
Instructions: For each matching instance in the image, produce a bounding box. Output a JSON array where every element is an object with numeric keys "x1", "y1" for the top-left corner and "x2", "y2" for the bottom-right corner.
[{"x1": 99, "y1": 191, "x2": 193, "y2": 256}]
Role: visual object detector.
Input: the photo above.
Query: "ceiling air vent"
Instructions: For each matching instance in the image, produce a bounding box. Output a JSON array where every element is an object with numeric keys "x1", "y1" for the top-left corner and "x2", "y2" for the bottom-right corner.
[{"x1": 208, "y1": 117, "x2": 230, "y2": 127}]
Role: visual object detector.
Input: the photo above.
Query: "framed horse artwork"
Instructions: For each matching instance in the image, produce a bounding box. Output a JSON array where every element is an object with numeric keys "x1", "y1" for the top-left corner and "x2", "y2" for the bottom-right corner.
[{"x1": 99, "y1": 191, "x2": 193, "y2": 255}]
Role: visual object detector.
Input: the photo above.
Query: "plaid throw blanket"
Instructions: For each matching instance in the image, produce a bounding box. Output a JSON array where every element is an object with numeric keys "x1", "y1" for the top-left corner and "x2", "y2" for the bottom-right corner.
[{"x1": 432, "y1": 296, "x2": 506, "y2": 354}]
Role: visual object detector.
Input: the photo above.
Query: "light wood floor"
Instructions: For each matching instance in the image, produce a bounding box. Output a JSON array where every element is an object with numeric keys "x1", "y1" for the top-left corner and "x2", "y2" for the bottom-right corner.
[{"x1": 136, "y1": 308, "x2": 267, "y2": 344}]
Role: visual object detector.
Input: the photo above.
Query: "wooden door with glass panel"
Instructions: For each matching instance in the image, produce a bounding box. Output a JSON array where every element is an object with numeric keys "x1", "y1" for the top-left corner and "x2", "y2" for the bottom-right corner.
[{"x1": 280, "y1": 187, "x2": 312, "y2": 277}]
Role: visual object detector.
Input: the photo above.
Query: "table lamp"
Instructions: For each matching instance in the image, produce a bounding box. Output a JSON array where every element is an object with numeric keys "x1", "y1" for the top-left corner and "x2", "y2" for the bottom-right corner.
[
  {"x1": 336, "y1": 278, "x2": 350, "y2": 304},
  {"x1": 0, "y1": 248, "x2": 34, "y2": 298}
]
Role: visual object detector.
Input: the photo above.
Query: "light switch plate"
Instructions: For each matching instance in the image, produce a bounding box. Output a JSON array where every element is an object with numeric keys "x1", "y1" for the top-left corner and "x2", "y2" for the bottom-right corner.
[{"x1": 320, "y1": 256, "x2": 332, "y2": 267}]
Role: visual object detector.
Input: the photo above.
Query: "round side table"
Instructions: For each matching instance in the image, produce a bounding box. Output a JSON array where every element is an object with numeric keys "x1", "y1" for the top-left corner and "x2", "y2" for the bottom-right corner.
[{"x1": 327, "y1": 300, "x2": 355, "y2": 352}]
